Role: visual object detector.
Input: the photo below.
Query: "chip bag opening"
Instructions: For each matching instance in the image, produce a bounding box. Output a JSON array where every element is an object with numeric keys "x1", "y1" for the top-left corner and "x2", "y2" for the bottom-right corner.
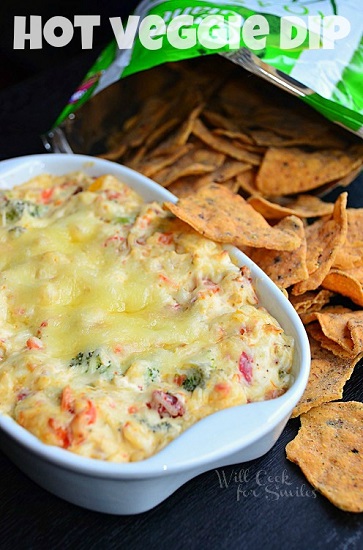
[{"x1": 44, "y1": 0, "x2": 363, "y2": 141}]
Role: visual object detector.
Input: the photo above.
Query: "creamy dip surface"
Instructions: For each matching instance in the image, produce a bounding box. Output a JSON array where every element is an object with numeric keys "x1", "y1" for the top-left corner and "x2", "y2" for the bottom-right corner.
[{"x1": 0, "y1": 173, "x2": 294, "y2": 461}]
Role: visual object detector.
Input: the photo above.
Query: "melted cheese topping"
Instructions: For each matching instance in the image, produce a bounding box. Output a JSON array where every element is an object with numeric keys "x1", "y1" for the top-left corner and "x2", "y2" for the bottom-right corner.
[{"x1": 0, "y1": 172, "x2": 294, "y2": 461}]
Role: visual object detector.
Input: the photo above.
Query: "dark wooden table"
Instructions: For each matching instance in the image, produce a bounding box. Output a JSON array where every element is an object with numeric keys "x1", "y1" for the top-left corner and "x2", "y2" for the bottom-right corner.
[{"x1": 0, "y1": 53, "x2": 362, "y2": 550}]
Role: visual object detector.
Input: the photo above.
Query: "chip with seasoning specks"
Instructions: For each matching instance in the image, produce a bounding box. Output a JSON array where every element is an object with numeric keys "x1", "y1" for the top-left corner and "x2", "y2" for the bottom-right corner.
[
  {"x1": 286, "y1": 402, "x2": 363, "y2": 513},
  {"x1": 153, "y1": 147, "x2": 225, "y2": 188},
  {"x1": 164, "y1": 183, "x2": 302, "y2": 251},
  {"x1": 306, "y1": 322, "x2": 355, "y2": 359},
  {"x1": 192, "y1": 118, "x2": 262, "y2": 166},
  {"x1": 322, "y1": 268, "x2": 363, "y2": 307},
  {"x1": 305, "y1": 310, "x2": 363, "y2": 356},
  {"x1": 247, "y1": 216, "x2": 308, "y2": 288},
  {"x1": 299, "y1": 304, "x2": 352, "y2": 326},
  {"x1": 292, "y1": 193, "x2": 348, "y2": 296},
  {"x1": 256, "y1": 146, "x2": 363, "y2": 197},
  {"x1": 248, "y1": 194, "x2": 334, "y2": 220},
  {"x1": 289, "y1": 290, "x2": 334, "y2": 315},
  {"x1": 291, "y1": 336, "x2": 361, "y2": 418},
  {"x1": 333, "y1": 209, "x2": 363, "y2": 271}
]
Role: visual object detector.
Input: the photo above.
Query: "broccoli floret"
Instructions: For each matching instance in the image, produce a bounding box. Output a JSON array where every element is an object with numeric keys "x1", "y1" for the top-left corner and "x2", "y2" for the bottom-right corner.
[
  {"x1": 140, "y1": 418, "x2": 172, "y2": 432},
  {"x1": 69, "y1": 348, "x2": 118, "y2": 379},
  {"x1": 1, "y1": 198, "x2": 45, "y2": 224},
  {"x1": 147, "y1": 366, "x2": 160, "y2": 382},
  {"x1": 182, "y1": 367, "x2": 205, "y2": 392}
]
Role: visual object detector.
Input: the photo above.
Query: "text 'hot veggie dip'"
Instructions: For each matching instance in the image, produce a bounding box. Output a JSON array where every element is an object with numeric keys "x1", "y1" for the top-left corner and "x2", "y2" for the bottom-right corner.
[{"x1": 0, "y1": 172, "x2": 294, "y2": 461}]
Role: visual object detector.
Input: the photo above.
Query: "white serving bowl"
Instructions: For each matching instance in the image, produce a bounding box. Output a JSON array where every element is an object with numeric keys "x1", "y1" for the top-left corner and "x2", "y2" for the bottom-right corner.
[{"x1": 0, "y1": 154, "x2": 310, "y2": 514}]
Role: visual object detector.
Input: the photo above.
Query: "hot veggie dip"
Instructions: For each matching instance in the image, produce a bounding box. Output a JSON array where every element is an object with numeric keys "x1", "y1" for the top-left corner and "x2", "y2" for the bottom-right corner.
[{"x1": 0, "y1": 172, "x2": 294, "y2": 461}]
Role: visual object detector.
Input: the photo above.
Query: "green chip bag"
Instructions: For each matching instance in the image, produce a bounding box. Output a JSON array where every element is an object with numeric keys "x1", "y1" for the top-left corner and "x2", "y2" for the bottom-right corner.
[{"x1": 51, "y1": 0, "x2": 363, "y2": 137}]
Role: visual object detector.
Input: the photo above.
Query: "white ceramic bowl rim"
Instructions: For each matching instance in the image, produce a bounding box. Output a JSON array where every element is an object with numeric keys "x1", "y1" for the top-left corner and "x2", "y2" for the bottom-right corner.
[{"x1": 0, "y1": 154, "x2": 310, "y2": 479}]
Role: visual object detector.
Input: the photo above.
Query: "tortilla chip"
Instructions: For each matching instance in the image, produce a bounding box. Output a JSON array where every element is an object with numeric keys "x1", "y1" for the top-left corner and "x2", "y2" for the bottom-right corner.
[
  {"x1": 126, "y1": 145, "x2": 148, "y2": 168},
  {"x1": 220, "y1": 178, "x2": 241, "y2": 193},
  {"x1": 303, "y1": 309, "x2": 363, "y2": 354},
  {"x1": 166, "y1": 103, "x2": 205, "y2": 149},
  {"x1": 333, "y1": 209, "x2": 363, "y2": 271},
  {"x1": 99, "y1": 143, "x2": 127, "y2": 161},
  {"x1": 248, "y1": 128, "x2": 317, "y2": 148},
  {"x1": 314, "y1": 164, "x2": 363, "y2": 198},
  {"x1": 306, "y1": 322, "x2": 355, "y2": 359},
  {"x1": 213, "y1": 178, "x2": 239, "y2": 193},
  {"x1": 125, "y1": 98, "x2": 171, "y2": 150},
  {"x1": 256, "y1": 147, "x2": 363, "y2": 196},
  {"x1": 131, "y1": 144, "x2": 192, "y2": 178},
  {"x1": 201, "y1": 109, "x2": 240, "y2": 132},
  {"x1": 286, "y1": 402, "x2": 363, "y2": 512},
  {"x1": 192, "y1": 118, "x2": 261, "y2": 166},
  {"x1": 334, "y1": 249, "x2": 363, "y2": 272},
  {"x1": 287, "y1": 195, "x2": 334, "y2": 218},
  {"x1": 251, "y1": 106, "x2": 349, "y2": 149},
  {"x1": 231, "y1": 139, "x2": 267, "y2": 155},
  {"x1": 248, "y1": 194, "x2": 334, "y2": 220},
  {"x1": 348, "y1": 317, "x2": 363, "y2": 355},
  {"x1": 313, "y1": 310, "x2": 363, "y2": 355},
  {"x1": 196, "y1": 159, "x2": 251, "y2": 187},
  {"x1": 164, "y1": 183, "x2": 302, "y2": 251},
  {"x1": 167, "y1": 160, "x2": 249, "y2": 197},
  {"x1": 235, "y1": 169, "x2": 258, "y2": 196},
  {"x1": 213, "y1": 128, "x2": 256, "y2": 146},
  {"x1": 143, "y1": 98, "x2": 205, "y2": 159},
  {"x1": 143, "y1": 117, "x2": 180, "y2": 150},
  {"x1": 153, "y1": 148, "x2": 225, "y2": 188},
  {"x1": 167, "y1": 176, "x2": 200, "y2": 198},
  {"x1": 331, "y1": 164, "x2": 363, "y2": 189},
  {"x1": 101, "y1": 114, "x2": 140, "y2": 160},
  {"x1": 322, "y1": 268, "x2": 363, "y2": 307},
  {"x1": 343, "y1": 209, "x2": 363, "y2": 241},
  {"x1": 292, "y1": 336, "x2": 361, "y2": 418},
  {"x1": 300, "y1": 304, "x2": 351, "y2": 325},
  {"x1": 289, "y1": 289, "x2": 334, "y2": 314},
  {"x1": 123, "y1": 113, "x2": 139, "y2": 132},
  {"x1": 248, "y1": 217, "x2": 308, "y2": 288},
  {"x1": 292, "y1": 193, "x2": 348, "y2": 295},
  {"x1": 247, "y1": 196, "x2": 295, "y2": 220},
  {"x1": 285, "y1": 195, "x2": 335, "y2": 218},
  {"x1": 318, "y1": 305, "x2": 353, "y2": 314}
]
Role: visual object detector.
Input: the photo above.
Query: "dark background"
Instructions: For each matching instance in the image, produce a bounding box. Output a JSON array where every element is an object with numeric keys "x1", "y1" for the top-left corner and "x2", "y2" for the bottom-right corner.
[
  {"x1": 0, "y1": 0, "x2": 140, "y2": 157},
  {"x1": 0, "y1": 0, "x2": 139, "y2": 89}
]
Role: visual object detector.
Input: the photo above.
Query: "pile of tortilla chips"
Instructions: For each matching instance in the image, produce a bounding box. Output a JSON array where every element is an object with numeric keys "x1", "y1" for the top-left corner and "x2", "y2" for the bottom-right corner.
[
  {"x1": 101, "y1": 57, "x2": 363, "y2": 199},
  {"x1": 100, "y1": 58, "x2": 363, "y2": 513}
]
